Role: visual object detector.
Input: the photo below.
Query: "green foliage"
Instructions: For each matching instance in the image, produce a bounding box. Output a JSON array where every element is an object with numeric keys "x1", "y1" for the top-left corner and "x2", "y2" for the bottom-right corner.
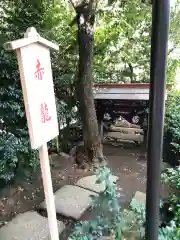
[
  {"x1": 0, "y1": 132, "x2": 19, "y2": 181},
  {"x1": 69, "y1": 167, "x2": 180, "y2": 239},
  {"x1": 44, "y1": 2, "x2": 80, "y2": 151},
  {"x1": 94, "y1": 0, "x2": 180, "y2": 84},
  {"x1": 0, "y1": 0, "x2": 79, "y2": 182},
  {"x1": 43, "y1": 2, "x2": 77, "y2": 97},
  {"x1": 0, "y1": 0, "x2": 48, "y2": 182},
  {"x1": 169, "y1": 0, "x2": 180, "y2": 50},
  {"x1": 161, "y1": 134, "x2": 180, "y2": 239},
  {"x1": 94, "y1": 0, "x2": 152, "y2": 83},
  {"x1": 166, "y1": 59, "x2": 180, "y2": 85},
  {"x1": 69, "y1": 167, "x2": 146, "y2": 240},
  {"x1": 162, "y1": 166, "x2": 180, "y2": 236},
  {"x1": 0, "y1": 131, "x2": 38, "y2": 182},
  {"x1": 165, "y1": 89, "x2": 180, "y2": 156},
  {"x1": 162, "y1": 166, "x2": 180, "y2": 204},
  {"x1": 166, "y1": 0, "x2": 180, "y2": 84},
  {"x1": 159, "y1": 221, "x2": 179, "y2": 240}
]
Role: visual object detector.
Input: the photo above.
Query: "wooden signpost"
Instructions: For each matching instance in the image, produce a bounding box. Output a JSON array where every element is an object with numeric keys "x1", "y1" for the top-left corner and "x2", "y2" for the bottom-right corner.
[{"x1": 4, "y1": 27, "x2": 60, "y2": 240}]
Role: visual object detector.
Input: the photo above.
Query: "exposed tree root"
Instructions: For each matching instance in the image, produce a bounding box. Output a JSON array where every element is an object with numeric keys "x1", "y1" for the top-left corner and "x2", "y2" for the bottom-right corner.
[{"x1": 69, "y1": 141, "x2": 107, "y2": 170}]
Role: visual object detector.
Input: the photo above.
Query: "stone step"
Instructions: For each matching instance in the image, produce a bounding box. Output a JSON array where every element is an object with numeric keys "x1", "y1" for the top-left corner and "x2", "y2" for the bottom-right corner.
[
  {"x1": 114, "y1": 120, "x2": 140, "y2": 129},
  {"x1": 75, "y1": 175, "x2": 119, "y2": 193},
  {"x1": 39, "y1": 185, "x2": 98, "y2": 220},
  {"x1": 105, "y1": 132, "x2": 144, "y2": 143},
  {"x1": 131, "y1": 191, "x2": 146, "y2": 205},
  {"x1": 110, "y1": 126, "x2": 144, "y2": 134},
  {"x1": 0, "y1": 211, "x2": 65, "y2": 240}
]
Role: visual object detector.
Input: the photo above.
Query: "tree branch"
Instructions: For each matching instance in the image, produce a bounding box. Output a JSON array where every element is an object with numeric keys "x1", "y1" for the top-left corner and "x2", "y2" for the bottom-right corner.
[
  {"x1": 69, "y1": 0, "x2": 98, "y2": 27},
  {"x1": 68, "y1": 0, "x2": 79, "y2": 26},
  {"x1": 168, "y1": 46, "x2": 176, "y2": 56},
  {"x1": 69, "y1": 0, "x2": 76, "y2": 10},
  {"x1": 94, "y1": 0, "x2": 98, "y2": 12}
]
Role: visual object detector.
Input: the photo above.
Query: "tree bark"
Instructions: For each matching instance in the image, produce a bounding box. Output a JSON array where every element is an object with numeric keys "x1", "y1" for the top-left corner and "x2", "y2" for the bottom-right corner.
[{"x1": 75, "y1": 5, "x2": 106, "y2": 166}]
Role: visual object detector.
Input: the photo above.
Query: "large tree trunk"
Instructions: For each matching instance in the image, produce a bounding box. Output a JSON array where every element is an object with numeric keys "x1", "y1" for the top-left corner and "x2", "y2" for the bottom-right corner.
[{"x1": 76, "y1": 6, "x2": 106, "y2": 167}]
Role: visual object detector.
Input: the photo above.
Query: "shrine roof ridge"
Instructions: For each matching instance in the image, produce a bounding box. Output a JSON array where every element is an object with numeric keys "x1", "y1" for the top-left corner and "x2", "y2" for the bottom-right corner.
[{"x1": 93, "y1": 83, "x2": 172, "y2": 89}]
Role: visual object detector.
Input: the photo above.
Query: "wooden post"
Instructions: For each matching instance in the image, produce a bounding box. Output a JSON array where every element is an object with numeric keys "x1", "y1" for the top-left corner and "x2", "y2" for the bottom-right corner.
[
  {"x1": 39, "y1": 144, "x2": 59, "y2": 240},
  {"x1": 146, "y1": 1, "x2": 170, "y2": 239}
]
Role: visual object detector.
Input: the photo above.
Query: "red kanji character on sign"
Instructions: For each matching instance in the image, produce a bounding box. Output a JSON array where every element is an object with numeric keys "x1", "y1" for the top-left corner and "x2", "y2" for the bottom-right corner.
[
  {"x1": 40, "y1": 103, "x2": 51, "y2": 123},
  {"x1": 34, "y1": 59, "x2": 44, "y2": 80}
]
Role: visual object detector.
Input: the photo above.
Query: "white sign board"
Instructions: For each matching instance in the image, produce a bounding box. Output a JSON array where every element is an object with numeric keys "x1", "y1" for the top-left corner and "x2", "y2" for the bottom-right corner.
[
  {"x1": 17, "y1": 43, "x2": 59, "y2": 149},
  {"x1": 4, "y1": 27, "x2": 60, "y2": 240}
]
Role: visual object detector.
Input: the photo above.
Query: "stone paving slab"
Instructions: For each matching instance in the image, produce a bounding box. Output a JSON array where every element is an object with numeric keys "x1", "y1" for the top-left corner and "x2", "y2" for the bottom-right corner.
[
  {"x1": 0, "y1": 211, "x2": 65, "y2": 240},
  {"x1": 105, "y1": 132, "x2": 143, "y2": 143},
  {"x1": 99, "y1": 237, "x2": 112, "y2": 240},
  {"x1": 131, "y1": 191, "x2": 146, "y2": 205},
  {"x1": 39, "y1": 185, "x2": 98, "y2": 220},
  {"x1": 75, "y1": 175, "x2": 119, "y2": 193}
]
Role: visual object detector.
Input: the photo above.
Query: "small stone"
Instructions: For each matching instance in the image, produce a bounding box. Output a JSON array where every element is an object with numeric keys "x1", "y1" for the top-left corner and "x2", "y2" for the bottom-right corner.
[
  {"x1": 17, "y1": 186, "x2": 24, "y2": 192},
  {"x1": 39, "y1": 185, "x2": 98, "y2": 220},
  {"x1": 75, "y1": 175, "x2": 119, "y2": 193},
  {"x1": 0, "y1": 211, "x2": 65, "y2": 240},
  {"x1": 59, "y1": 174, "x2": 65, "y2": 180},
  {"x1": 131, "y1": 191, "x2": 146, "y2": 205},
  {"x1": 161, "y1": 162, "x2": 170, "y2": 172},
  {"x1": 0, "y1": 222, "x2": 4, "y2": 227},
  {"x1": 59, "y1": 152, "x2": 70, "y2": 159}
]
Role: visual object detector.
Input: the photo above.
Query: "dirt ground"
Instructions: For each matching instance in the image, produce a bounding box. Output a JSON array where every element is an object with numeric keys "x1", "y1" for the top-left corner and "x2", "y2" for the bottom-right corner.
[
  {"x1": 0, "y1": 152, "x2": 90, "y2": 223},
  {"x1": 0, "y1": 143, "x2": 166, "y2": 227}
]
